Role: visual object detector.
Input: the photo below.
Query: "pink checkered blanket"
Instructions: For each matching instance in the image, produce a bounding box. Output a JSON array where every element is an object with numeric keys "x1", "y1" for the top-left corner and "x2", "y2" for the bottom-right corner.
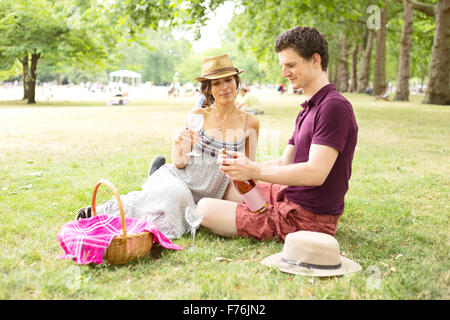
[{"x1": 57, "y1": 214, "x2": 183, "y2": 265}]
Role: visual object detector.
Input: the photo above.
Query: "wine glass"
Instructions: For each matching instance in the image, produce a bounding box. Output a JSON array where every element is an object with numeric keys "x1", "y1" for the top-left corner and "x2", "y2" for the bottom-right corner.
[
  {"x1": 186, "y1": 114, "x2": 204, "y2": 156},
  {"x1": 184, "y1": 205, "x2": 203, "y2": 250}
]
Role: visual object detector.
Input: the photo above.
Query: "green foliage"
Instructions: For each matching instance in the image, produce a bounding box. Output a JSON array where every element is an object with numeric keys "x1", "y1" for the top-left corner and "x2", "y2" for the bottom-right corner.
[
  {"x1": 0, "y1": 0, "x2": 230, "y2": 84},
  {"x1": 0, "y1": 51, "x2": 15, "y2": 71},
  {"x1": 0, "y1": 0, "x2": 68, "y2": 62},
  {"x1": 106, "y1": 26, "x2": 278, "y2": 86},
  {"x1": 173, "y1": 33, "x2": 276, "y2": 85},
  {"x1": 228, "y1": 0, "x2": 376, "y2": 82},
  {"x1": 111, "y1": 29, "x2": 194, "y2": 85},
  {"x1": 0, "y1": 0, "x2": 120, "y2": 81},
  {"x1": 0, "y1": 0, "x2": 439, "y2": 96},
  {"x1": 0, "y1": 60, "x2": 21, "y2": 80},
  {"x1": 385, "y1": 1, "x2": 434, "y2": 83},
  {"x1": 409, "y1": 10, "x2": 435, "y2": 80},
  {"x1": 112, "y1": 0, "x2": 226, "y2": 38},
  {"x1": 226, "y1": 0, "x2": 436, "y2": 89}
]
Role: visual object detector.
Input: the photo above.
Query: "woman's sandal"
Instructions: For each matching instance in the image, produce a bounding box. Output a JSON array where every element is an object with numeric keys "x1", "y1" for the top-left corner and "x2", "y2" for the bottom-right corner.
[{"x1": 76, "y1": 206, "x2": 92, "y2": 220}]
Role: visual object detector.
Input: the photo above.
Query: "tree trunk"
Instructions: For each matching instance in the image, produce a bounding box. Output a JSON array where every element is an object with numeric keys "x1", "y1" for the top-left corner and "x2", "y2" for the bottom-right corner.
[
  {"x1": 20, "y1": 55, "x2": 30, "y2": 100},
  {"x1": 373, "y1": 0, "x2": 388, "y2": 96},
  {"x1": 328, "y1": 62, "x2": 335, "y2": 86},
  {"x1": 357, "y1": 30, "x2": 374, "y2": 93},
  {"x1": 420, "y1": 65, "x2": 426, "y2": 93},
  {"x1": 56, "y1": 73, "x2": 62, "y2": 85},
  {"x1": 350, "y1": 42, "x2": 359, "y2": 92},
  {"x1": 395, "y1": 0, "x2": 413, "y2": 101},
  {"x1": 423, "y1": 0, "x2": 450, "y2": 105},
  {"x1": 26, "y1": 53, "x2": 40, "y2": 104},
  {"x1": 338, "y1": 32, "x2": 349, "y2": 92},
  {"x1": 333, "y1": 60, "x2": 340, "y2": 91}
]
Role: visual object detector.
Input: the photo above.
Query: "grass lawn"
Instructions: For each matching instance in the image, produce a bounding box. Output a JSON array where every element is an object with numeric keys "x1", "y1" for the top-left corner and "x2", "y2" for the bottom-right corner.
[{"x1": 0, "y1": 92, "x2": 448, "y2": 300}]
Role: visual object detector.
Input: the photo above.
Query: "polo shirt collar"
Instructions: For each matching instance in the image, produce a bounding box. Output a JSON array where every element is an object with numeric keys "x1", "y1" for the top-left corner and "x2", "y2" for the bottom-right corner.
[{"x1": 305, "y1": 84, "x2": 335, "y2": 109}]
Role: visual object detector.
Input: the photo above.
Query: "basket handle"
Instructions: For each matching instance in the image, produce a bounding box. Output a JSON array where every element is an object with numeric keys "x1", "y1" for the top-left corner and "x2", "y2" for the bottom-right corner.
[{"x1": 91, "y1": 179, "x2": 127, "y2": 238}]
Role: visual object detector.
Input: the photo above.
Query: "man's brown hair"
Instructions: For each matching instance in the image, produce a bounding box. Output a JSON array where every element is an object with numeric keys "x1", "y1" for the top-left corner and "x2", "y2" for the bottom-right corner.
[{"x1": 274, "y1": 26, "x2": 329, "y2": 71}]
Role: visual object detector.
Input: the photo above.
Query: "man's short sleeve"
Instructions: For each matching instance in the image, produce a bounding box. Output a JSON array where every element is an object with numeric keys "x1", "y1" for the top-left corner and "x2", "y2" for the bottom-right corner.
[{"x1": 311, "y1": 99, "x2": 352, "y2": 152}]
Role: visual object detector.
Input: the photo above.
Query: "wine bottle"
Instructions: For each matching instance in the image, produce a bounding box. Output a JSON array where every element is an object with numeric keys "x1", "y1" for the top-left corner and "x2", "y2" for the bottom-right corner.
[{"x1": 220, "y1": 149, "x2": 269, "y2": 214}]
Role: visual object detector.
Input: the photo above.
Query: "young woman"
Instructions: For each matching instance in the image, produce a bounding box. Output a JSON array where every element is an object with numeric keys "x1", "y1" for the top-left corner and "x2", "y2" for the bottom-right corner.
[{"x1": 75, "y1": 54, "x2": 259, "y2": 239}]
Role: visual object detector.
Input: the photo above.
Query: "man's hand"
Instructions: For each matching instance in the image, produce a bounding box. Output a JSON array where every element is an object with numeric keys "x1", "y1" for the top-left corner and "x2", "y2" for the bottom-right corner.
[{"x1": 218, "y1": 150, "x2": 259, "y2": 181}]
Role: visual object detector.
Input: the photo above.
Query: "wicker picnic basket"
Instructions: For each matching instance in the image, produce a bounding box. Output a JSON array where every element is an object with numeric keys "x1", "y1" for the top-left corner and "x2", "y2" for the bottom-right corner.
[{"x1": 91, "y1": 179, "x2": 153, "y2": 265}]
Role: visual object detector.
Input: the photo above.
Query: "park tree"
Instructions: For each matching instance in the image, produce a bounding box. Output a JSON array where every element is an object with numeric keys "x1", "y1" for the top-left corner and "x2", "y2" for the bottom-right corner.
[
  {"x1": 0, "y1": 0, "x2": 119, "y2": 104},
  {"x1": 372, "y1": 0, "x2": 389, "y2": 96},
  {"x1": 394, "y1": 0, "x2": 414, "y2": 101},
  {"x1": 393, "y1": 0, "x2": 449, "y2": 104},
  {"x1": 405, "y1": 0, "x2": 449, "y2": 105},
  {"x1": 371, "y1": 1, "x2": 406, "y2": 96},
  {"x1": 0, "y1": 0, "x2": 228, "y2": 104},
  {"x1": 356, "y1": 28, "x2": 375, "y2": 93},
  {"x1": 0, "y1": 0, "x2": 62, "y2": 102}
]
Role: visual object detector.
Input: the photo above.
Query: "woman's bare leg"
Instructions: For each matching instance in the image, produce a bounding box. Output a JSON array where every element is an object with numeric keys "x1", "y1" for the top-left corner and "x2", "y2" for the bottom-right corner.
[
  {"x1": 222, "y1": 180, "x2": 242, "y2": 202},
  {"x1": 198, "y1": 198, "x2": 239, "y2": 238}
]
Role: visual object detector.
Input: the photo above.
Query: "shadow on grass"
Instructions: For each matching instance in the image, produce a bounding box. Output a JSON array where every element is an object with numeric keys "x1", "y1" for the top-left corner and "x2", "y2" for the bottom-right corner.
[{"x1": 82, "y1": 244, "x2": 168, "y2": 272}]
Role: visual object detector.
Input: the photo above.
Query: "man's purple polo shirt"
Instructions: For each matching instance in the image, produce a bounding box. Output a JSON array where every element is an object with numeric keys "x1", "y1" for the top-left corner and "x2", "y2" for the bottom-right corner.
[{"x1": 285, "y1": 84, "x2": 358, "y2": 215}]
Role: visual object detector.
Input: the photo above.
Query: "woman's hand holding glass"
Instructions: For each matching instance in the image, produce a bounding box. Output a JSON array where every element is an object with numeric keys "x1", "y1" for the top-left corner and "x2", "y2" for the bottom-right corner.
[
  {"x1": 173, "y1": 127, "x2": 200, "y2": 156},
  {"x1": 186, "y1": 113, "x2": 204, "y2": 156}
]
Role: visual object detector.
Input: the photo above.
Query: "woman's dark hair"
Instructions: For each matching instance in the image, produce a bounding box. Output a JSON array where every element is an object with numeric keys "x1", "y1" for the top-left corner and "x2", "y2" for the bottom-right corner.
[
  {"x1": 200, "y1": 74, "x2": 241, "y2": 108},
  {"x1": 274, "y1": 26, "x2": 329, "y2": 71}
]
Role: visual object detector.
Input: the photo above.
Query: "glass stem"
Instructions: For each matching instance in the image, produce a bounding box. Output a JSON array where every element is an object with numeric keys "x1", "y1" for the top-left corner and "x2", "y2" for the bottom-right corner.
[{"x1": 191, "y1": 228, "x2": 196, "y2": 248}]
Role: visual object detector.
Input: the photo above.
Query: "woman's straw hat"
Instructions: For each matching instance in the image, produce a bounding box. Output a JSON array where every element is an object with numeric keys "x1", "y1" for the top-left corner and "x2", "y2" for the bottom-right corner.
[
  {"x1": 261, "y1": 231, "x2": 362, "y2": 277},
  {"x1": 195, "y1": 54, "x2": 243, "y2": 82}
]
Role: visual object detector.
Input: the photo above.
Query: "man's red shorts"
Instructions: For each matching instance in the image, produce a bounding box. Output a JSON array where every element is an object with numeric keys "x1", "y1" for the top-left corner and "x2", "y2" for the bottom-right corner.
[{"x1": 235, "y1": 182, "x2": 342, "y2": 242}]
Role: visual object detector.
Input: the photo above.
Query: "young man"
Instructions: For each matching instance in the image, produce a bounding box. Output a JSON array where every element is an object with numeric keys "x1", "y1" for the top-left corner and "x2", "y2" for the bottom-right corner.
[{"x1": 198, "y1": 26, "x2": 358, "y2": 241}]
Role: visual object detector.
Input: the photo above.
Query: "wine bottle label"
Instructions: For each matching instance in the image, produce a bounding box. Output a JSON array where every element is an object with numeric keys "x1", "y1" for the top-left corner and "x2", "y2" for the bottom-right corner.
[{"x1": 242, "y1": 187, "x2": 268, "y2": 213}]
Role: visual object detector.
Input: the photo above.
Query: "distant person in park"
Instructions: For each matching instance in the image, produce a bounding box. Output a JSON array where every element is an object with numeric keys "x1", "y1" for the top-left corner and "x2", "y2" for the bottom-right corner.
[
  {"x1": 75, "y1": 54, "x2": 260, "y2": 240},
  {"x1": 277, "y1": 83, "x2": 286, "y2": 94},
  {"x1": 195, "y1": 94, "x2": 205, "y2": 109},
  {"x1": 168, "y1": 72, "x2": 181, "y2": 97},
  {"x1": 236, "y1": 88, "x2": 264, "y2": 115},
  {"x1": 198, "y1": 26, "x2": 358, "y2": 241},
  {"x1": 108, "y1": 92, "x2": 129, "y2": 106},
  {"x1": 375, "y1": 83, "x2": 391, "y2": 101}
]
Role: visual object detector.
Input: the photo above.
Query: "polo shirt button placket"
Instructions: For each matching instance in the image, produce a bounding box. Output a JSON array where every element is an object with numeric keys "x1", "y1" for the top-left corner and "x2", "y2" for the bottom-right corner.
[{"x1": 297, "y1": 105, "x2": 310, "y2": 129}]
